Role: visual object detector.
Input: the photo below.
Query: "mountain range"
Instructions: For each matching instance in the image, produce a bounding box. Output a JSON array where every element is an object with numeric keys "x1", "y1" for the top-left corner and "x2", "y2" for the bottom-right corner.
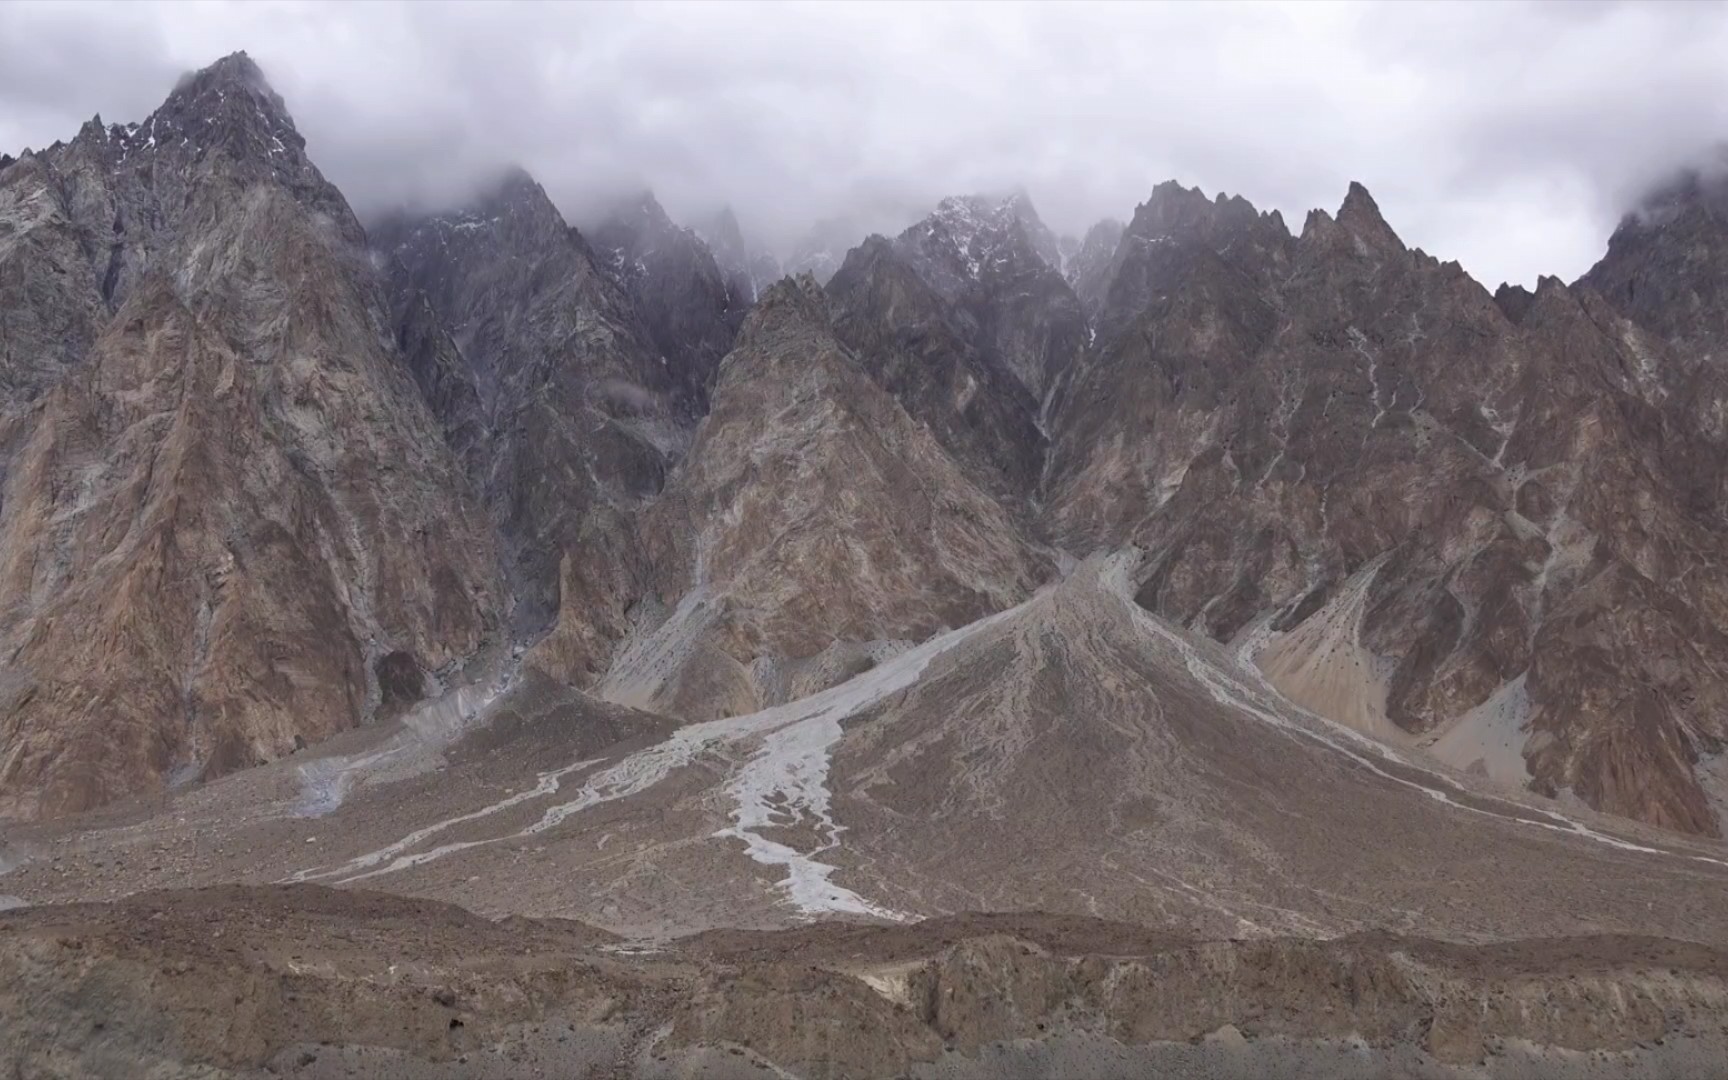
[{"x1": 5, "y1": 52, "x2": 1728, "y2": 1078}]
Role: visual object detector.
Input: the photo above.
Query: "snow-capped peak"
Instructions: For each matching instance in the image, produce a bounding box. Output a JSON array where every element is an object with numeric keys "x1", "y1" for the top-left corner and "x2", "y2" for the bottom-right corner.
[{"x1": 902, "y1": 191, "x2": 1062, "y2": 285}]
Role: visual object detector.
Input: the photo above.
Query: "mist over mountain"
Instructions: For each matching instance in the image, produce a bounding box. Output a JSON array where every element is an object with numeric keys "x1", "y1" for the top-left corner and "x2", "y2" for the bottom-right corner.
[
  {"x1": 10, "y1": 11, "x2": 1728, "y2": 1078},
  {"x1": 8, "y1": 1, "x2": 1728, "y2": 286}
]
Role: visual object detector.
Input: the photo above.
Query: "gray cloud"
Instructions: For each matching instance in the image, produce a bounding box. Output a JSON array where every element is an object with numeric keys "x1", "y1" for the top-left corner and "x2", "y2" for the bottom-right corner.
[{"x1": 4, "y1": 0, "x2": 1728, "y2": 286}]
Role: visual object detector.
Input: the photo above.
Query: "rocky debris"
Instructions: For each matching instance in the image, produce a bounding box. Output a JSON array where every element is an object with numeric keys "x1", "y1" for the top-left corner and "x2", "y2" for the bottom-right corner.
[
  {"x1": 21, "y1": 553, "x2": 1728, "y2": 955},
  {"x1": 5, "y1": 886, "x2": 1728, "y2": 1079},
  {"x1": 0, "y1": 53, "x2": 502, "y2": 818},
  {"x1": 1046, "y1": 176, "x2": 1728, "y2": 836}
]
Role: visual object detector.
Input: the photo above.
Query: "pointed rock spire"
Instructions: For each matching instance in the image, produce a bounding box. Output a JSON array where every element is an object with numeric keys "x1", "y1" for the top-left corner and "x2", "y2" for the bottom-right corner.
[{"x1": 1336, "y1": 181, "x2": 1405, "y2": 254}]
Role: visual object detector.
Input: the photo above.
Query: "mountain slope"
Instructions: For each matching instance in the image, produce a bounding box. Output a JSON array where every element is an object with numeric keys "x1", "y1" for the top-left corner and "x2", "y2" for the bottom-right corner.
[
  {"x1": 0, "y1": 54, "x2": 502, "y2": 817},
  {"x1": 1046, "y1": 179, "x2": 1728, "y2": 836},
  {"x1": 376, "y1": 172, "x2": 678, "y2": 660},
  {"x1": 826, "y1": 235, "x2": 1046, "y2": 498},
  {"x1": 590, "y1": 191, "x2": 746, "y2": 417},
  {"x1": 16, "y1": 553, "x2": 1728, "y2": 952},
  {"x1": 572, "y1": 276, "x2": 1047, "y2": 722}
]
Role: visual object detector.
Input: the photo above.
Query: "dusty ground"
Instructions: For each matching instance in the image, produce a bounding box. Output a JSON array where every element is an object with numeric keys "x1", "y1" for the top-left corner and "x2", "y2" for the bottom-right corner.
[{"x1": 5, "y1": 885, "x2": 1728, "y2": 1079}]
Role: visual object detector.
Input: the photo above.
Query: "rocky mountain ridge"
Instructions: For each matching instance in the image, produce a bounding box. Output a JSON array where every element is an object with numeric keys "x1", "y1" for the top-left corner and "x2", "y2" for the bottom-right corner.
[
  {"x1": 1047, "y1": 176, "x2": 1728, "y2": 836},
  {"x1": 4, "y1": 51, "x2": 1728, "y2": 850},
  {"x1": 9, "y1": 49, "x2": 1728, "y2": 1079}
]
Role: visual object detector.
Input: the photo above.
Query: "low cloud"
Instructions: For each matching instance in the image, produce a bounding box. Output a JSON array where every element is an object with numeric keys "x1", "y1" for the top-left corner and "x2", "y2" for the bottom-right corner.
[{"x1": 4, "y1": 0, "x2": 1727, "y2": 286}]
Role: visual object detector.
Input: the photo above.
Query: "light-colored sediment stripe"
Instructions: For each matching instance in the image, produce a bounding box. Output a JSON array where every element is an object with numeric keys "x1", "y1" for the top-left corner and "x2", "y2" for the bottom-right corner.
[{"x1": 291, "y1": 597, "x2": 1030, "y2": 916}]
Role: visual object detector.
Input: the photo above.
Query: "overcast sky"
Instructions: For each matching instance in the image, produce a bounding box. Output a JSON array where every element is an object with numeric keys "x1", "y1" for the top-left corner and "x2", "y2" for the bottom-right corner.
[{"x1": 4, "y1": 0, "x2": 1728, "y2": 286}]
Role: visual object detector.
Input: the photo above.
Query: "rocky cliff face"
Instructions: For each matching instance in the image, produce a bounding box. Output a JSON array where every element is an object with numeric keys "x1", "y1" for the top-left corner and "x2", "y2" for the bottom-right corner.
[
  {"x1": 1046, "y1": 178, "x2": 1728, "y2": 836},
  {"x1": 883, "y1": 193, "x2": 1087, "y2": 401},
  {"x1": 0, "y1": 54, "x2": 502, "y2": 817},
  {"x1": 590, "y1": 192, "x2": 746, "y2": 418},
  {"x1": 590, "y1": 277, "x2": 1046, "y2": 720},
  {"x1": 695, "y1": 206, "x2": 780, "y2": 303},
  {"x1": 375, "y1": 172, "x2": 674, "y2": 658},
  {"x1": 1066, "y1": 216, "x2": 1125, "y2": 317}
]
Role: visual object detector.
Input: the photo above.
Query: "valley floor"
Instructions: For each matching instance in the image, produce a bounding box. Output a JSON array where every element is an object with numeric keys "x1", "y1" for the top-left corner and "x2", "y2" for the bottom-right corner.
[{"x1": 5, "y1": 554, "x2": 1728, "y2": 1076}]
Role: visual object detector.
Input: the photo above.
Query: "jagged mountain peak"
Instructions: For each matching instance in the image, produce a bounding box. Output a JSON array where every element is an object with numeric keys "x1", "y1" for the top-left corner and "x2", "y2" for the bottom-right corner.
[
  {"x1": 157, "y1": 50, "x2": 300, "y2": 142},
  {"x1": 877, "y1": 188, "x2": 1087, "y2": 399},
  {"x1": 478, "y1": 166, "x2": 564, "y2": 223},
  {"x1": 183, "y1": 50, "x2": 269, "y2": 89},
  {"x1": 1300, "y1": 206, "x2": 1336, "y2": 238},
  {"x1": 584, "y1": 184, "x2": 744, "y2": 418},
  {"x1": 694, "y1": 205, "x2": 779, "y2": 303},
  {"x1": 1131, "y1": 180, "x2": 1290, "y2": 247},
  {"x1": 1334, "y1": 179, "x2": 1405, "y2": 253},
  {"x1": 1493, "y1": 281, "x2": 1537, "y2": 323},
  {"x1": 592, "y1": 189, "x2": 714, "y2": 270},
  {"x1": 1089, "y1": 179, "x2": 1294, "y2": 343},
  {"x1": 1068, "y1": 217, "x2": 1127, "y2": 315},
  {"x1": 745, "y1": 272, "x2": 826, "y2": 330},
  {"x1": 0, "y1": 50, "x2": 504, "y2": 816},
  {"x1": 602, "y1": 188, "x2": 675, "y2": 231},
  {"x1": 40, "y1": 49, "x2": 331, "y2": 235},
  {"x1": 377, "y1": 166, "x2": 569, "y2": 261},
  {"x1": 910, "y1": 190, "x2": 1063, "y2": 274}
]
